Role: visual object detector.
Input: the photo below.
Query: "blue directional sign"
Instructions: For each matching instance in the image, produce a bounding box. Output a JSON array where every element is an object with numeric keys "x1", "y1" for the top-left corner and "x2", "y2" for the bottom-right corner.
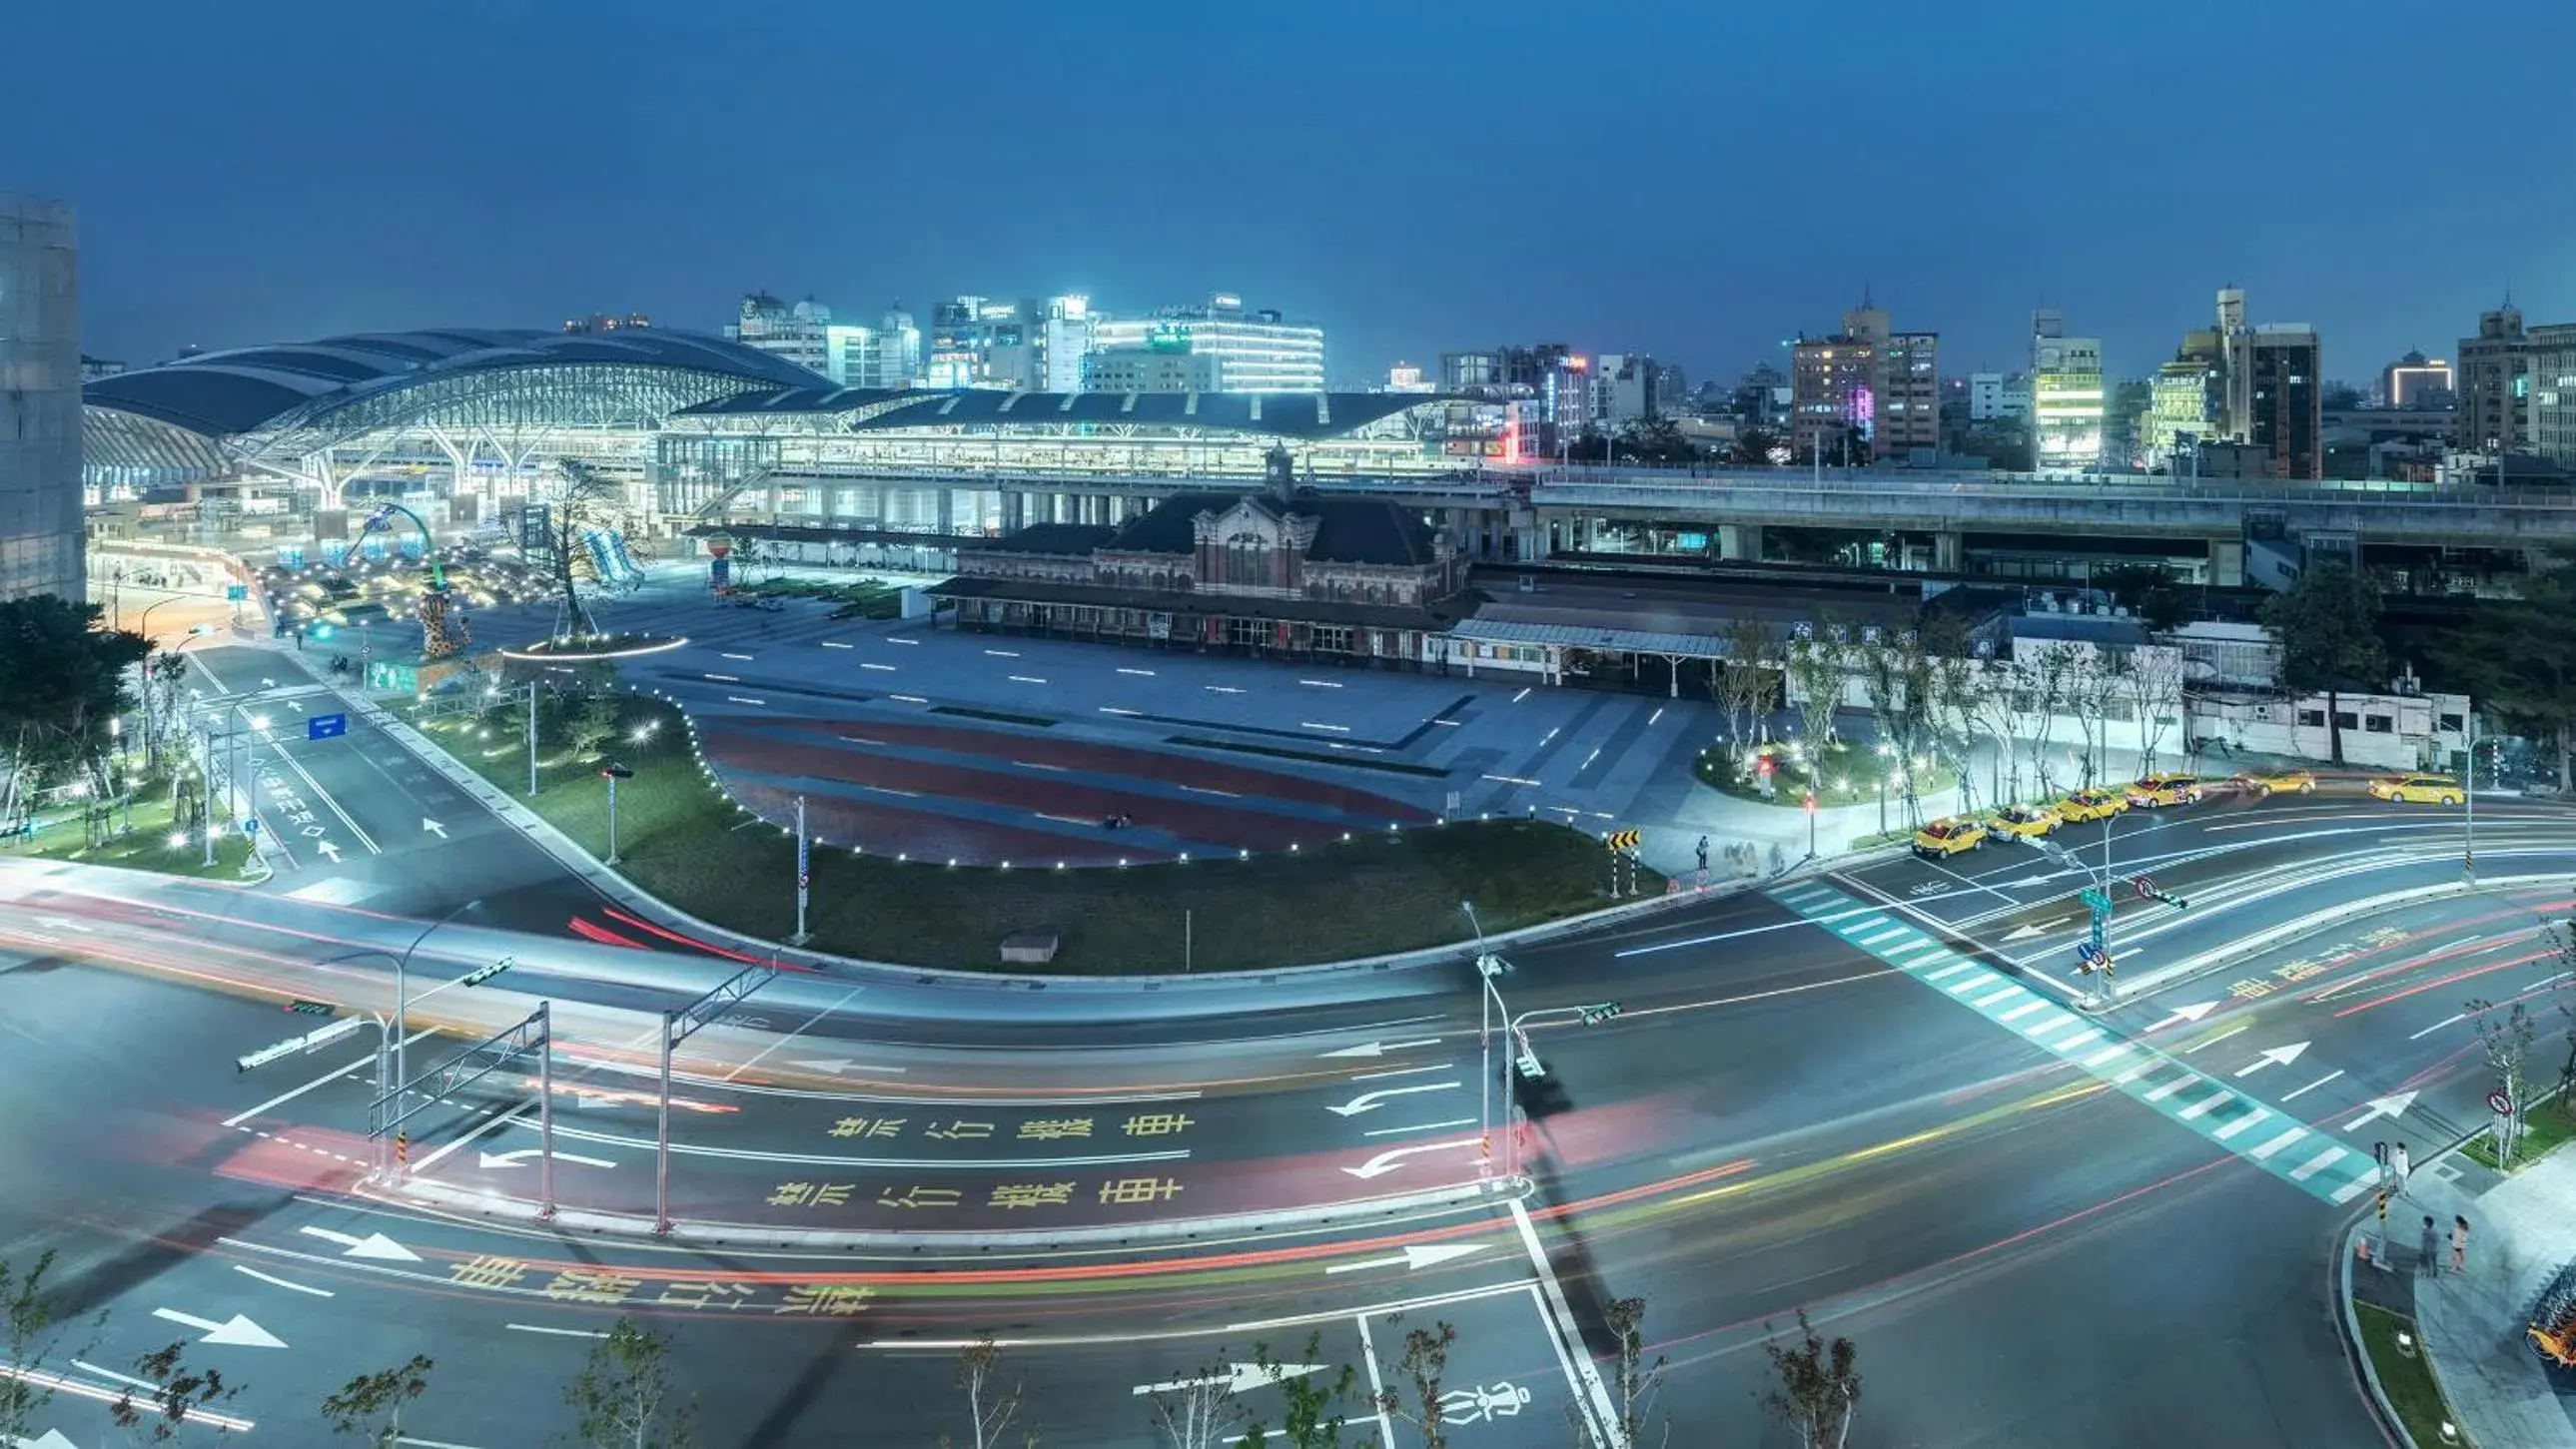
[
  {"x1": 308, "y1": 712, "x2": 349, "y2": 741},
  {"x1": 225, "y1": 583, "x2": 249, "y2": 602}
]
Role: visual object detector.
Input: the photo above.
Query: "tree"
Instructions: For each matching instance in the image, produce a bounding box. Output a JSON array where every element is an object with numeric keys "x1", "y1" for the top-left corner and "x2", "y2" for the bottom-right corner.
[
  {"x1": 2093, "y1": 563, "x2": 2191, "y2": 633},
  {"x1": 1858, "y1": 627, "x2": 1939, "y2": 830},
  {"x1": 1, "y1": 1251, "x2": 96, "y2": 1444},
  {"x1": 322, "y1": 1354, "x2": 434, "y2": 1446},
  {"x1": 566, "y1": 663, "x2": 626, "y2": 760},
  {"x1": 1239, "y1": 1334, "x2": 1356, "y2": 1449},
  {"x1": 942, "y1": 1334, "x2": 1029, "y2": 1449},
  {"x1": 1731, "y1": 425, "x2": 1782, "y2": 467},
  {"x1": 2257, "y1": 559, "x2": 2385, "y2": 766},
  {"x1": 1713, "y1": 618, "x2": 1778, "y2": 761},
  {"x1": 0, "y1": 596, "x2": 148, "y2": 828},
  {"x1": 2444, "y1": 558, "x2": 2576, "y2": 790},
  {"x1": 140, "y1": 649, "x2": 189, "y2": 772},
  {"x1": 562, "y1": 1316, "x2": 695, "y2": 1449},
  {"x1": 2122, "y1": 642, "x2": 2186, "y2": 776},
  {"x1": 1922, "y1": 619, "x2": 1991, "y2": 813},
  {"x1": 1760, "y1": 1309, "x2": 1860, "y2": 1449},
  {"x1": 538, "y1": 461, "x2": 630, "y2": 641},
  {"x1": 1571, "y1": 1297, "x2": 1668, "y2": 1448},
  {"x1": 1147, "y1": 1355, "x2": 1251, "y2": 1449},
  {"x1": 108, "y1": 1341, "x2": 240, "y2": 1442},
  {"x1": 2018, "y1": 643, "x2": 2082, "y2": 796},
  {"x1": 2467, "y1": 996, "x2": 2539, "y2": 1165},
  {"x1": 1373, "y1": 1318, "x2": 1456, "y2": 1449},
  {"x1": 1785, "y1": 624, "x2": 1849, "y2": 771}
]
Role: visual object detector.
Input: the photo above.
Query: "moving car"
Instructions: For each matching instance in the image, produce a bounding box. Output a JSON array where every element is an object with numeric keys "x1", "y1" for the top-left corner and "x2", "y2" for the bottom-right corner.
[
  {"x1": 2055, "y1": 787, "x2": 2129, "y2": 823},
  {"x1": 2230, "y1": 767, "x2": 2317, "y2": 797},
  {"x1": 2369, "y1": 773, "x2": 2465, "y2": 805},
  {"x1": 1913, "y1": 816, "x2": 1988, "y2": 858},
  {"x1": 2125, "y1": 773, "x2": 2203, "y2": 808},
  {"x1": 1988, "y1": 803, "x2": 2062, "y2": 840}
]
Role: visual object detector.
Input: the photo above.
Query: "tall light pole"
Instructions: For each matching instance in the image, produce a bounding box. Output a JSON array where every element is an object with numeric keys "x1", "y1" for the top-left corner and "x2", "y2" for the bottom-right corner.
[
  {"x1": 1495, "y1": 1000, "x2": 1623, "y2": 1181},
  {"x1": 1461, "y1": 902, "x2": 1504, "y2": 1179},
  {"x1": 391, "y1": 897, "x2": 485, "y2": 1096},
  {"x1": 524, "y1": 678, "x2": 539, "y2": 797},
  {"x1": 600, "y1": 762, "x2": 631, "y2": 865}
]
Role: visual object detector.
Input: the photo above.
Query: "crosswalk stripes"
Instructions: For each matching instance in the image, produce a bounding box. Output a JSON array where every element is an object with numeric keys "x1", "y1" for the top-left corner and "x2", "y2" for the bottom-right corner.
[{"x1": 1767, "y1": 880, "x2": 2380, "y2": 1207}]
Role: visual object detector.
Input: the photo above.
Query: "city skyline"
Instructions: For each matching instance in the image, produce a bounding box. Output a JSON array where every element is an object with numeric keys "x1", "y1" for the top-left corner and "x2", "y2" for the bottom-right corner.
[{"x1": 11, "y1": 0, "x2": 2573, "y2": 386}]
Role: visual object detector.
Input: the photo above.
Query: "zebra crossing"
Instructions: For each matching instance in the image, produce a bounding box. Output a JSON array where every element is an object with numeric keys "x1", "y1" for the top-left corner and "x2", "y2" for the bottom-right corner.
[{"x1": 1769, "y1": 879, "x2": 2381, "y2": 1208}]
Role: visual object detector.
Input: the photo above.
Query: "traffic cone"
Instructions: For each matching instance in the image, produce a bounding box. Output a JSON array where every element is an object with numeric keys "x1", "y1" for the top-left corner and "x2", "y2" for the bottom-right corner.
[{"x1": 2356, "y1": 1235, "x2": 2371, "y2": 1265}]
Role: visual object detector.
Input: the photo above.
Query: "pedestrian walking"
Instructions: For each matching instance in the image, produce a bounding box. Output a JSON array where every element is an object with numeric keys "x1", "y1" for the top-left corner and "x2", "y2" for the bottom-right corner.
[
  {"x1": 2393, "y1": 1140, "x2": 2411, "y2": 1185},
  {"x1": 2452, "y1": 1215, "x2": 2470, "y2": 1273},
  {"x1": 2419, "y1": 1215, "x2": 2440, "y2": 1276}
]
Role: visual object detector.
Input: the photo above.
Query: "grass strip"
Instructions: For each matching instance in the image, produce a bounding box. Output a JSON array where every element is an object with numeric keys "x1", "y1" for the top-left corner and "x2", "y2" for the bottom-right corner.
[{"x1": 2354, "y1": 1304, "x2": 2471, "y2": 1449}]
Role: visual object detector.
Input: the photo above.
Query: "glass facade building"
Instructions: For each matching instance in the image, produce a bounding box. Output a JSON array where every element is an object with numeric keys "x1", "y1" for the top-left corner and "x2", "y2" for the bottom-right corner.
[{"x1": 0, "y1": 196, "x2": 82, "y2": 602}]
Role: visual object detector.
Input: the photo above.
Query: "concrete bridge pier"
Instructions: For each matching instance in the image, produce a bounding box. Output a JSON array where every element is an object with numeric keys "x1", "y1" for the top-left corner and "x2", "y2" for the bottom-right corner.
[
  {"x1": 1720, "y1": 523, "x2": 1765, "y2": 562},
  {"x1": 1935, "y1": 530, "x2": 1963, "y2": 572},
  {"x1": 2208, "y1": 538, "x2": 2244, "y2": 587}
]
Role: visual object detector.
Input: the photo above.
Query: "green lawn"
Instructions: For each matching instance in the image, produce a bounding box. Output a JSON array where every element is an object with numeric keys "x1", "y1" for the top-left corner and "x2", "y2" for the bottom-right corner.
[
  {"x1": 2460, "y1": 1099, "x2": 2576, "y2": 1173},
  {"x1": 2, "y1": 771, "x2": 258, "y2": 880},
  {"x1": 417, "y1": 697, "x2": 1642, "y2": 973},
  {"x1": 1695, "y1": 740, "x2": 1957, "y2": 809},
  {"x1": 2355, "y1": 1303, "x2": 2470, "y2": 1449}
]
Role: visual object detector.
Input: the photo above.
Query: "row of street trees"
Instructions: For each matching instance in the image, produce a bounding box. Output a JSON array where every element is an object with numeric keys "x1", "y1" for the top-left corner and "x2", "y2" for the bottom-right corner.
[
  {"x1": 0, "y1": 597, "x2": 162, "y2": 846},
  {"x1": 1713, "y1": 610, "x2": 2187, "y2": 831}
]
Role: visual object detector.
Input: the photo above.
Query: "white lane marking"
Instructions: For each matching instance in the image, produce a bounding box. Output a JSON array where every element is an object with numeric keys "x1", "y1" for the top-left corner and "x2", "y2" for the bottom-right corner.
[
  {"x1": 1924, "y1": 962, "x2": 1978, "y2": 983},
  {"x1": 2280, "y1": 1070, "x2": 2345, "y2": 1101},
  {"x1": 725, "y1": 696, "x2": 767, "y2": 706},
  {"x1": 721, "y1": 652, "x2": 753, "y2": 661},
  {"x1": 984, "y1": 649, "x2": 1020, "y2": 657},
  {"x1": 222, "y1": 1029, "x2": 437, "y2": 1128},
  {"x1": 1972, "y1": 986, "x2": 2023, "y2": 1009},
  {"x1": 1362, "y1": 1117, "x2": 1477, "y2": 1139},
  {"x1": 2248, "y1": 1126, "x2": 2308, "y2": 1160},
  {"x1": 704, "y1": 673, "x2": 740, "y2": 682},
  {"x1": 2055, "y1": 1027, "x2": 2107, "y2": 1053},
  {"x1": 2409, "y1": 1012, "x2": 2467, "y2": 1042},
  {"x1": 2114, "y1": 1059, "x2": 2159, "y2": 1086},
  {"x1": 1354, "y1": 1310, "x2": 1402, "y2": 1447},
  {"x1": 233, "y1": 1263, "x2": 334, "y2": 1296},
  {"x1": 2022, "y1": 1013, "x2": 2080, "y2": 1038},
  {"x1": 507, "y1": 1323, "x2": 610, "y2": 1339},
  {"x1": 1946, "y1": 974, "x2": 1996, "y2": 996},
  {"x1": 1508, "y1": 1203, "x2": 1621, "y2": 1445},
  {"x1": 861, "y1": 663, "x2": 897, "y2": 672},
  {"x1": 891, "y1": 694, "x2": 928, "y2": 704},
  {"x1": 1857, "y1": 928, "x2": 1910, "y2": 947},
  {"x1": 1118, "y1": 667, "x2": 1156, "y2": 676},
  {"x1": 888, "y1": 635, "x2": 919, "y2": 645},
  {"x1": 412, "y1": 1099, "x2": 533, "y2": 1172},
  {"x1": 2181, "y1": 1023, "x2": 2251, "y2": 1055},
  {"x1": 1301, "y1": 722, "x2": 1350, "y2": 733},
  {"x1": 723, "y1": 985, "x2": 868, "y2": 1083},
  {"x1": 2213, "y1": 1106, "x2": 2271, "y2": 1140},
  {"x1": 1886, "y1": 940, "x2": 1945, "y2": 961},
  {"x1": 2176, "y1": 1087, "x2": 2232, "y2": 1121},
  {"x1": 2331, "y1": 1177, "x2": 2374, "y2": 1204},
  {"x1": 2084, "y1": 1044, "x2": 2133, "y2": 1069},
  {"x1": 397, "y1": 1437, "x2": 489, "y2": 1449},
  {"x1": 1347, "y1": 1065, "x2": 1455, "y2": 1083},
  {"x1": 1007, "y1": 675, "x2": 1047, "y2": 684},
  {"x1": 2288, "y1": 1147, "x2": 2346, "y2": 1182},
  {"x1": 820, "y1": 641, "x2": 854, "y2": 649},
  {"x1": 1300, "y1": 679, "x2": 1343, "y2": 689},
  {"x1": 1997, "y1": 1001, "x2": 2049, "y2": 1024},
  {"x1": 2143, "y1": 1074, "x2": 2195, "y2": 1102},
  {"x1": 264, "y1": 738, "x2": 384, "y2": 854}
]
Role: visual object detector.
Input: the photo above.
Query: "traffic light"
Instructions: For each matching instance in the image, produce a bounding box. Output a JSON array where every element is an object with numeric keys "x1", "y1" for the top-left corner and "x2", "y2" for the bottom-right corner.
[
  {"x1": 2143, "y1": 885, "x2": 2188, "y2": 910},
  {"x1": 458, "y1": 955, "x2": 515, "y2": 988},
  {"x1": 1580, "y1": 1001, "x2": 1624, "y2": 1025},
  {"x1": 287, "y1": 999, "x2": 334, "y2": 1016},
  {"x1": 1803, "y1": 790, "x2": 1818, "y2": 817}
]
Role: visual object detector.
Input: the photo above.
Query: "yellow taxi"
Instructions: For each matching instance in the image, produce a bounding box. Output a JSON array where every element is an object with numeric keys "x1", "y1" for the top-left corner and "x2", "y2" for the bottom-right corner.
[
  {"x1": 2369, "y1": 773, "x2": 2465, "y2": 805},
  {"x1": 2055, "y1": 787, "x2": 2130, "y2": 823},
  {"x1": 2125, "y1": 773, "x2": 2203, "y2": 808},
  {"x1": 1987, "y1": 803, "x2": 2062, "y2": 840},
  {"x1": 2229, "y1": 767, "x2": 2317, "y2": 797},
  {"x1": 1912, "y1": 816, "x2": 1989, "y2": 859}
]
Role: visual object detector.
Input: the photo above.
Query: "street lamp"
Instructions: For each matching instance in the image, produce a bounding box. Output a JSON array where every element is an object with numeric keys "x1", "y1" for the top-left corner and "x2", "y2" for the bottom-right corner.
[
  {"x1": 599, "y1": 761, "x2": 632, "y2": 865},
  {"x1": 389, "y1": 898, "x2": 486, "y2": 1098}
]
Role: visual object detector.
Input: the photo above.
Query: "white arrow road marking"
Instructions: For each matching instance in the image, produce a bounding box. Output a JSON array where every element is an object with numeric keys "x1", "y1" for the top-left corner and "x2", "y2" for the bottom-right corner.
[
  {"x1": 2003, "y1": 917, "x2": 2073, "y2": 942},
  {"x1": 1323, "y1": 1242, "x2": 1491, "y2": 1275},
  {"x1": 1318, "y1": 1039, "x2": 1439, "y2": 1061},
  {"x1": 2233, "y1": 1042, "x2": 2311, "y2": 1079},
  {"x1": 421, "y1": 818, "x2": 447, "y2": 839},
  {"x1": 2147, "y1": 1001, "x2": 2217, "y2": 1032},
  {"x1": 31, "y1": 916, "x2": 91, "y2": 932},
  {"x1": 315, "y1": 840, "x2": 344, "y2": 863},
  {"x1": 298, "y1": 1225, "x2": 421, "y2": 1261},
  {"x1": 1326, "y1": 1082, "x2": 1461, "y2": 1117},
  {"x1": 2341, "y1": 1090, "x2": 2419, "y2": 1132},
  {"x1": 1132, "y1": 1362, "x2": 1326, "y2": 1398},
  {"x1": 481, "y1": 1147, "x2": 616, "y2": 1169},
  {"x1": 15, "y1": 1429, "x2": 81, "y2": 1449},
  {"x1": 151, "y1": 1308, "x2": 286, "y2": 1348},
  {"x1": 1341, "y1": 1137, "x2": 1485, "y2": 1180},
  {"x1": 2003, "y1": 875, "x2": 2060, "y2": 889}
]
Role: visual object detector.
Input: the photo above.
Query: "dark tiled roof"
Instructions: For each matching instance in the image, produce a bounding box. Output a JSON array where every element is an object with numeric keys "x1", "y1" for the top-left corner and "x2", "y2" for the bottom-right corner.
[
  {"x1": 927, "y1": 574, "x2": 1477, "y2": 632},
  {"x1": 966, "y1": 523, "x2": 1119, "y2": 555},
  {"x1": 1098, "y1": 490, "x2": 1438, "y2": 568},
  {"x1": 1100, "y1": 492, "x2": 1294, "y2": 555}
]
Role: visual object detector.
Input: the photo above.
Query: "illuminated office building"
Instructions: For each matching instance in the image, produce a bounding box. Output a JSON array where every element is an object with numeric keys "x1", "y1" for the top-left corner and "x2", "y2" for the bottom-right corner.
[
  {"x1": 1089, "y1": 295, "x2": 1324, "y2": 393},
  {"x1": 2381, "y1": 350, "x2": 2452, "y2": 409},
  {"x1": 2032, "y1": 317, "x2": 2106, "y2": 472},
  {"x1": 0, "y1": 195, "x2": 82, "y2": 602}
]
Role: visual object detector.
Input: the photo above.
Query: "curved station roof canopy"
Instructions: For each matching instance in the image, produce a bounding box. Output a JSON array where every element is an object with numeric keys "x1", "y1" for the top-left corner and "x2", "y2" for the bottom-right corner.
[
  {"x1": 86, "y1": 329, "x2": 826, "y2": 439},
  {"x1": 673, "y1": 386, "x2": 1442, "y2": 442}
]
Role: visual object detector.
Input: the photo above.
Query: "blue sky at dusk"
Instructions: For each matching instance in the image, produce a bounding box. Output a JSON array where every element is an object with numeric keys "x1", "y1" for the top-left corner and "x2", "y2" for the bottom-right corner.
[{"x1": 13, "y1": 0, "x2": 2572, "y2": 388}]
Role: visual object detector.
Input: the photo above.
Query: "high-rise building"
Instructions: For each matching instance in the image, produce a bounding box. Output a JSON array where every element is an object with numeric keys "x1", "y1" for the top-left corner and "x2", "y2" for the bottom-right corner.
[
  {"x1": 1878, "y1": 332, "x2": 1940, "y2": 460},
  {"x1": 1080, "y1": 346, "x2": 1220, "y2": 393},
  {"x1": 1733, "y1": 362, "x2": 1791, "y2": 432},
  {"x1": 2381, "y1": 350, "x2": 2453, "y2": 409},
  {"x1": 0, "y1": 196, "x2": 82, "y2": 603},
  {"x1": 1088, "y1": 295, "x2": 1323, "y2": 393},
  {"x1": 1595, "y1": 353, "x2": 1661, "y2": 424},
  {"x1": 727, "y1": 292, "x2": 829, "y2": 376},
  {"x1": 1036, "y1": 296, "x2": 1091, "y2": 392},
  {"x1": 726, "y1": 293, "x2": 917, "y2": 388},
  {"x1": 2527, "y1": 324, "x2": 2576, "y2": 469},
  {"x1": 1967, "y1": 371, "x2": 2033, "y2": 421},
  {"x1": 2031, "y1": 316, "x2": 2105, "y2": 472},
  {"x1": 2458, "y1": 304, "x2": 2533, "y2": 452},
  {"x1": 2245, "y1": 325, "x2": 2322, "y2": 479},
  {"x1": 1439, "y1": 345, "x2": 1568, "y2": 396}
]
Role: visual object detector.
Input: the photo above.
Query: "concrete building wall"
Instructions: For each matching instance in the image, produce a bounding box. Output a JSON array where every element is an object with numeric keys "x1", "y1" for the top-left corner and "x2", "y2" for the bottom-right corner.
[{"x1": 0, "y1": 195, "x2": 82, "y2": 603}]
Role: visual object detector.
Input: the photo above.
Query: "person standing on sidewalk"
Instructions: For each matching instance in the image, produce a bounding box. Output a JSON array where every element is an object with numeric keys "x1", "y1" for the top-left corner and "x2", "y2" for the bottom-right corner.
[
  {"x1": 2420, "y1": 1215, "x2": 2441, "y2": 1276},
  {"x1": 2452, "y1": 1214, "x2": 2470, "y2": 1273}
]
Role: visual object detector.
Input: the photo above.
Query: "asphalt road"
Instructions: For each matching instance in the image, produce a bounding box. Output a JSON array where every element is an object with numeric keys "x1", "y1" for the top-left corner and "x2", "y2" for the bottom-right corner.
[{"x1": 5, "y1": 682, "x2": 2571, "y2": 1446}]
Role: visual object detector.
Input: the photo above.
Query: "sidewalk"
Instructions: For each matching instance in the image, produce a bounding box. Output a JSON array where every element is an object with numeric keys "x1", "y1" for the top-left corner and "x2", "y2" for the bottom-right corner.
[{"x1": 2347, "y1": 1138, "x2": 2576, "y2": 1448}]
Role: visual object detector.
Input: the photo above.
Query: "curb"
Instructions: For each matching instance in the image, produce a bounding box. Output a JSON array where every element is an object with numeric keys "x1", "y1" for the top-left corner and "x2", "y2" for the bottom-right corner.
[
  {"x1": 388, "y1": 1173, "x2": 1523, "y2": 1253},
  {"x1": 359, "y1": 680, "x2": 1851, "y2": 988}
]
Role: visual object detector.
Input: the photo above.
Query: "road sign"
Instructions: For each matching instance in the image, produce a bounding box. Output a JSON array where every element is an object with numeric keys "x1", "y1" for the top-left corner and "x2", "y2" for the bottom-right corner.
[
  {"x1": 2132, "y1": 875, "x2": 2155, "y2": 899},
  {"x1": 224, "y1": 583, "x2": 249, "y2": 602},
  {"x1": 308, "y1": 712, "x2": 348, "y2": 740},
  {"x1": 1605, "y1": 829, "x2": 1642, "y2": 851},
  {"x1": 2080, "y1": 887, "x2": 2113, "y2": 912},
  {"x1": 2489, "y1": 1089, "x2": 2517, "y2": 1116},
  {"x1": 242, "y1": 817, "x2": 259, "y2": 836}
]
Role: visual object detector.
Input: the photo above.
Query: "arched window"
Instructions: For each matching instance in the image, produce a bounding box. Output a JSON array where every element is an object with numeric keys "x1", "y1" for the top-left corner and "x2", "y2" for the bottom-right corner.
[{"x1": 1225, "y1": 533, "x2": 1270, "y2": 589}]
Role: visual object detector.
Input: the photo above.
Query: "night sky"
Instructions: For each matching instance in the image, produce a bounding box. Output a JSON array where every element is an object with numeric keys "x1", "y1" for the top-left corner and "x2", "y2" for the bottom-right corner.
[{"x1": 14, "y1": 0, "x2": 2572, "y2": 389}]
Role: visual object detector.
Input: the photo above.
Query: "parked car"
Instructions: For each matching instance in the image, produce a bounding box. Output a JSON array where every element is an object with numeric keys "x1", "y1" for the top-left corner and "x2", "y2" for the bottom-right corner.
[
  {"x1": 1987, "y1": 803, "x2": 2062, "y2": 840},
  {"x1": 1913, "y1": 816, "x2": 1989, "y2": 858},
  {"x1": 2369, "y1": 773, "x2": 2465, "y2": 805},
  {"x1": 2229, "y1": 767, "x2": 2317, "y2": 797},
  {"x1": 2055, "y1": 787, "x2": 2130, "y2": 823},
  {"x1": 2125, "y1": 773, "x2": 2204, "y2": 808}
]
